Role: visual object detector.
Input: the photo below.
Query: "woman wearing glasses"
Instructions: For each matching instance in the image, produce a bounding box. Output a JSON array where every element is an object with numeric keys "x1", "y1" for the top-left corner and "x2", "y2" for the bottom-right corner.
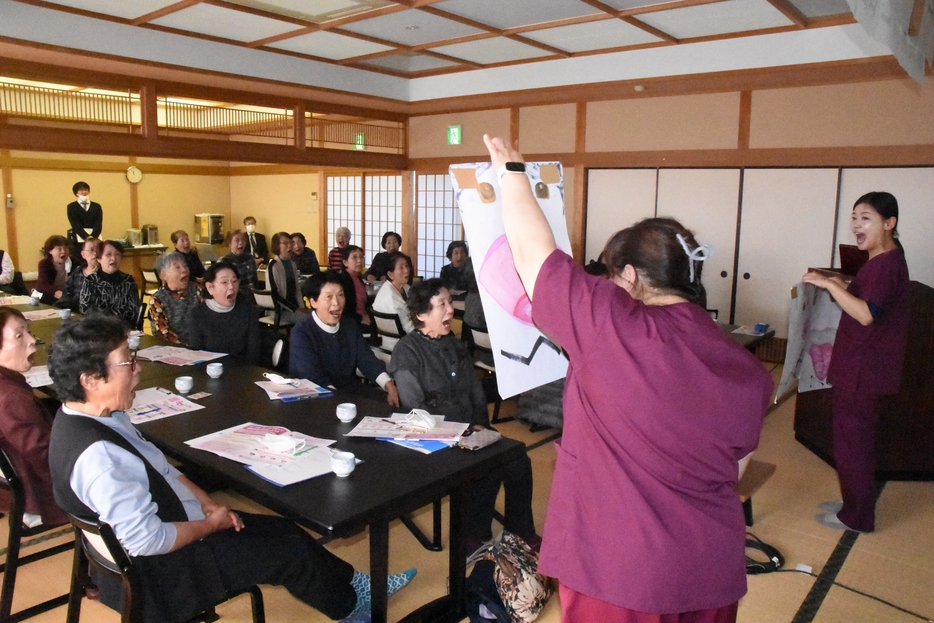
[{"x1": 47, "y1": 314, "x2": 415, "y2": 623}]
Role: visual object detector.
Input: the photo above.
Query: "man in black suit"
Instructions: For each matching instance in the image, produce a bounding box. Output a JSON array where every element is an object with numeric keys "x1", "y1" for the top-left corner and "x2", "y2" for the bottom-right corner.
[
  {"x1": 67, "y1": 181, "x2": 103, "y2": 263},
  {"x1": 243, "y1": 216, "x2": 268, "y2": 265}
]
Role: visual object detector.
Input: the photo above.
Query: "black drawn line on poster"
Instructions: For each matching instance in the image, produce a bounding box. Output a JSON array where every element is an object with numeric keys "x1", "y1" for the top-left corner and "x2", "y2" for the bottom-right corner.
[{"x1": 500, "y1": 336, "x2": 563, "y2": 366}]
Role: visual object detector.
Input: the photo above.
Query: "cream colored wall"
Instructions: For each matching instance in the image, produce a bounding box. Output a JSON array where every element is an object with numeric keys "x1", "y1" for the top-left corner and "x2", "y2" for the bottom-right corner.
[
  {"x1": 10, "y1": 169, "x2": 130, "y2": 268},
  {"x1": 519, "y1": 104, "x2": 576, "y2": 154},
  {"x1": 0, "y1": 174, "x2": 8, "y2": 262},
  {"x1": 137, "y1": 174, "x2": 230, "y2": 242},
  {"x1": 229, "y1": 173, "x2": 322, "y2": 256},
  {"x1": 750, "y1": 79, "x2": 934, "y2": 148},
  {"x1": 586, "y1": 92, "x2": 740, "y2": 152},
  {"x1": 408, "y1": 109, "x2": 511, "y2": 159}
]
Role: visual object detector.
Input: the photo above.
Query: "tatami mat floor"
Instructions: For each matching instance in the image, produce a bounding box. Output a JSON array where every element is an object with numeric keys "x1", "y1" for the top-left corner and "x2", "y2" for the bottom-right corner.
[{"x1": 3, "y1": 363, "x2": 933, "y2": 622}]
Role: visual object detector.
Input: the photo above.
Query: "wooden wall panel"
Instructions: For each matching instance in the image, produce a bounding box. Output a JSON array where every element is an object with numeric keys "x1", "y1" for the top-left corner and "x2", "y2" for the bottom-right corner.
[
  {"x1": 750, "y1": 79, "x2": 934, "y2": 148},
  {"x1": 518, "y1": 104, "x2": 576, "y2": 155},
  {"x1": 586, "y1": 92, "x2": 740, "y2": 153},
  {"x1": 408, "y1": 109, "x2": 510, "y2": 159}
]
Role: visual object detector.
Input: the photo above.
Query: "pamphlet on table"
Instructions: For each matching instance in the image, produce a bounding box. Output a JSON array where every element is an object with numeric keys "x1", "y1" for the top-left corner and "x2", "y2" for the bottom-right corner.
[
  {"x1": 0, "y1": 295, "x2": 32, "y2": 305},
  {"x1": 126, "y1": 387, "x2": 204, "y2": 423},
  {"x1": 136, "y1": 345, "x2": 226, "y2": 366},
  {"x1": 24, "y1": 365, "x2": 53, "y2": 388},
  {"x1": 22, "y1": 309, "x2": 61, "y2": 321},
  {"x1": 186, "y1": 422, "x2": 338, "y2": 486},
  {"x1": 346, "y1": 414, "x2": 468, "y2": 441},
  {"x1": 255, "y1": 379, "x2": 333, "y2": 401}
]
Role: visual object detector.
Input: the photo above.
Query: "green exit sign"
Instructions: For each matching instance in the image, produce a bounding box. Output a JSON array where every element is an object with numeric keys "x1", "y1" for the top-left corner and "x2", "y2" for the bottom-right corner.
[
  {"x1": 447, "y1": 125, "x2": 462, "y2": 145},
  {"x1": 354, "y1": 132, "x2": 365, "y2": 150}
]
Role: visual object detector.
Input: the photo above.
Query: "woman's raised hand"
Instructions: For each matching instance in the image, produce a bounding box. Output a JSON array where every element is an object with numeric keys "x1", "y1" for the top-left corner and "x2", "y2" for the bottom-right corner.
[{"x1": 483, "y1": 134, "x2": 523, "y2": 171}]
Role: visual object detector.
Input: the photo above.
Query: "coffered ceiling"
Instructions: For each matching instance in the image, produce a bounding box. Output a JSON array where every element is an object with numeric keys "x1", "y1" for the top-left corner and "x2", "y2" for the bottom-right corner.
[{"x1": 0, "y1": 0, "x2": 911, "y2": 108}]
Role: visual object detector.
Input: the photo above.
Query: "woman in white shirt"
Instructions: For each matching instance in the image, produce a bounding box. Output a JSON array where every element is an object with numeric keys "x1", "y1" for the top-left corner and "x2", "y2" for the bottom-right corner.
[{"x1": 372, "y1": 252, "x2": 414, "y2": 348}]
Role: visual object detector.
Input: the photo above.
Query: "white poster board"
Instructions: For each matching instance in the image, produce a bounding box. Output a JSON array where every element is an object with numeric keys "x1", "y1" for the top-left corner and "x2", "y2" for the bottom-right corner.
[
  {"x1": 776, "y1": 282, "x2": 841, "y2": 401},
  {"x1": 449, "y1": 162, "x2": 571, "y2": 398}
]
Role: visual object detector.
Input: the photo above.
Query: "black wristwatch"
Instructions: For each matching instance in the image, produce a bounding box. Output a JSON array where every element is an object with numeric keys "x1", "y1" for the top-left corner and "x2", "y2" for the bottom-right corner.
[{"x1": 497, "y1": 161, "x2": 526, "y2": 182}]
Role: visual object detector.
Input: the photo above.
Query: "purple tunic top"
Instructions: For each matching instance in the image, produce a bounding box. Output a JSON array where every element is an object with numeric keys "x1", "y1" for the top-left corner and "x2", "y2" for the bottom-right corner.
[
  {"x1": 827, "y1": 247, "x2": 910, "y2": 395},
  {"x1": 531, "y1": 251, "x2": 772, "y2": 613}
]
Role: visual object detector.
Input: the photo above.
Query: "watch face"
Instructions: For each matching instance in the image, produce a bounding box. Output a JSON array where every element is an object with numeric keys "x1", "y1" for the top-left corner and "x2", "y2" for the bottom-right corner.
[
  {"x1": 126, "y1": 166, "x2": 142, "y2": 183},
  {"x1": 505, "y1": 162, "x2": 526, "y2": 173}
]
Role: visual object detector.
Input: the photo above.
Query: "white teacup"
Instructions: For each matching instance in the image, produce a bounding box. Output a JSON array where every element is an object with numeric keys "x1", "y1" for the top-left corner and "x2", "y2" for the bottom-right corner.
[
  {"x1": 57, "y1": 308, "x2": 72, "y2": 320},
  {"x1": 206, "y1": 362, "x2": 224, "y2": 378},
  {"x1": 331, "y1": 451, "x2": 356, "y2": 477},
  {"x1": 174, "y1": 376, "x2": 194, "y2": 394},
  {"x1": 127, "y1": 336, "x2": 141, "y2": 350},
  {"x1": 27, "y1": 297, "x2": 39, "y2": 306},
  {"x1": 336, "y1": 403, "x2": 357, "y2": 423}
]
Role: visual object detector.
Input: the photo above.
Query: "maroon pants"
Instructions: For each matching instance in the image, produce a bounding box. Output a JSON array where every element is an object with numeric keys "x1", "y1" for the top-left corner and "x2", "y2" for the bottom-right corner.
[
  {"x1": 559, "y1": 584, "x2": 738, "y2": 623},
  {"x1": 831, "y1": 387, "x2": 882, "y2": 532}
]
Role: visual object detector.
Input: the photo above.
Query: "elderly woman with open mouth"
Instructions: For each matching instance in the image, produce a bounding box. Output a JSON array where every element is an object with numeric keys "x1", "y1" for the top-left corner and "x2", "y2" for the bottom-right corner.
[
  {"x1": 186, "y1": 261, "x2": 260, "y2": 366},
  {"x1": 79, "y1": 240, "x2": 141, "y2": 328},
  {"x1": 0, "y1": 306, "x2": 68, "y2": 528},
  {"x1": 149, "y1": 252, "x2": 203, "y2": 345}
]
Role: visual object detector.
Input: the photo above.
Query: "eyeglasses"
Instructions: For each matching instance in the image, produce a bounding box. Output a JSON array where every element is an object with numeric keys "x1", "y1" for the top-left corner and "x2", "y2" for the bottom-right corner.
[{"x1": 108, "y1": 351, "x2": 138, "y2": 372}]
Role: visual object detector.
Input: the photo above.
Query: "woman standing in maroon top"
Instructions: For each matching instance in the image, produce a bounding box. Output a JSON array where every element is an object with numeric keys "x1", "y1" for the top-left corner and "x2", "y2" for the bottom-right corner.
[{"x1": 803, "y1": 191, "x2": 910, "y2": 533}]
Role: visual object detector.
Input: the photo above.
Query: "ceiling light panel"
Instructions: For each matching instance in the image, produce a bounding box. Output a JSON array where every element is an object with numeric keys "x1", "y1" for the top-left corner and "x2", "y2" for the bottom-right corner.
[
  {"x1": 359, "y1": 53, "x2": 461, "y2": 73},
  {"x1": 636, "y1": 0, "x2": 793, "y2": 40},
  {"x1": 522, "y1": 19, "x2": 662, "y2": 52},
  {"x1": 338, "y1": 10, "x2": 486, "y2": 46},
  {"x1": 222, "y1": 0, "x2": 393, "y2": 23},
  {"x1": 785, "y1": 0, "x2": 852, "y2": 18},
  {"x1": 430, "y1": 37, "x2": 553, "y2": 65},
  {"x1": 435, "y1": 0, "x2": 602, "y2": 30},
  {"x1": 39, "y1": 0, "x2": 181, "y2": 20},
  {"x1": 149, "y1": 3, "x2": 299, "y2": 42},
  {"x1": 267, "y1": 30, "x2": 395, "y2": 60}
]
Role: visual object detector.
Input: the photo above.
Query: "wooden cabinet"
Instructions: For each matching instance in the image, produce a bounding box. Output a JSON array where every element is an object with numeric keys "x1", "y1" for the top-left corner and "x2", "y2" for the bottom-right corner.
[{"x1": 793, "y1": 281, "x2": 934, "y2": 479}]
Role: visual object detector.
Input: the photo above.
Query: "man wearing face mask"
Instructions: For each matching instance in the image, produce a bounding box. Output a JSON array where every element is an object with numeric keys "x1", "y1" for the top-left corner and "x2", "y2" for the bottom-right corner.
[
  {"x1": 242, "y1": 216, "x2": 268, "y2": 265},
  {"x1": 67, "y1": 181, "x2": 103, "y2": 263}
]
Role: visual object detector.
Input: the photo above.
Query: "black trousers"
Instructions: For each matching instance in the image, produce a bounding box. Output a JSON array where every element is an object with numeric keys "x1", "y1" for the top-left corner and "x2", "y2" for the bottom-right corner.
[
  {"x1": 465, "y1": 453, "x2": 536, "y2": 542},
  {"x1": 208, "y1": 513, "x2": 357, "y2": 620},
  {"x1": 96, "y1": 513, "x2": 357, "y2": 623}
]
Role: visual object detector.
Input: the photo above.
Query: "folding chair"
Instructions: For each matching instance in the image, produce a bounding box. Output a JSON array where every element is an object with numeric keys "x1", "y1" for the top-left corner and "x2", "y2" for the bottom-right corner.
[
  {"x1": 369, "y1": 309, "x2": 406, "y2": 365},
  {"x1": 138, "y1": 268, "x2": 161, "y2": 300},
  {"x1": 65, "y1": 514, "x2": 265, "y2": 623},
  {"x1": 253, "y1": 291, "x2": 293, "y2": 335},
  {"x1": 0, "y1": 450, "x2": 73, "y2": 622},
  {"x1": 465, "y1": 324, "x2": 508, "y2": 424}
]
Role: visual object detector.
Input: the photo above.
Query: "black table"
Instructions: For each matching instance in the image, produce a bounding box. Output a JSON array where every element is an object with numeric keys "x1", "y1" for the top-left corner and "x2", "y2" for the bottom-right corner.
[
  {"x1": 720, "y1": 323, "x2": 776, "y2": 352},
  {"x1": 135, "y1": 362, "x2": 527, "y2": 623}
]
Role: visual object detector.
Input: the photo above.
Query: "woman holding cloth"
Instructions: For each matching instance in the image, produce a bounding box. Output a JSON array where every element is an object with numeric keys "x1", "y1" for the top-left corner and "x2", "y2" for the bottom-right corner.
[
  {"x1": 802, "y1": 191, "x2": 909, "y2": 533},
  {"x1": 483, "y1": 135, "x2": 771, "y2": 622}
]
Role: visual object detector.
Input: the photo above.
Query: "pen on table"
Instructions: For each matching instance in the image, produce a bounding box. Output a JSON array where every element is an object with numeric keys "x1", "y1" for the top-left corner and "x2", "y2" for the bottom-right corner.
[{"x1": 281, "y1": 394, "x2": 315, "y2": 402}]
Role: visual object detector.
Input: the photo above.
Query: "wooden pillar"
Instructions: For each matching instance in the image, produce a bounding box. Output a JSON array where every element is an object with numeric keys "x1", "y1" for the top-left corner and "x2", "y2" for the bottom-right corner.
[
  {"x1": 317, "y1": 171, "x2": 328, "y2": 257},
  {"x1": 569, "y1": 102, "x2": 588, "y2": 263},
  {"x1": 293, "y1": 103, "x2": 306, "y2": 150},
  {"x1": 401, "y1": 170, "x2": 416, "y2": 276},
  {"x1": 128, "y1": 156, "x2": 140, "y2": 228},
  {"x1": 139, "y1": 83, "x2": 159, "y2": 139},
  {"x1": 1, "y1": 150, "x2": 18, "y2": 266},
  {"x1": 738, "y1": 90, "x2": 752, "y2": 150},
  {"x1": 510, "y1": 107, "x2": 520, "y2": 150}
]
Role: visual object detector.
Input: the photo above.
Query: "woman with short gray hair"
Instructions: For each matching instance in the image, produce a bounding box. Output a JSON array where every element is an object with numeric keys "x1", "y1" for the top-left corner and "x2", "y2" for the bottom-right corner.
[{"x1": 149, "y1": 252, "x2": 202, "y2": 344}]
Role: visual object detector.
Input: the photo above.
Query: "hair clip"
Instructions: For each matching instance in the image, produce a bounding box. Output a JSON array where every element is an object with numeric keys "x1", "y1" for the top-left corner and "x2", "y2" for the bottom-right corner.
[{"x1": 675, "y1": 234, "x2": 712, "y2": 283}]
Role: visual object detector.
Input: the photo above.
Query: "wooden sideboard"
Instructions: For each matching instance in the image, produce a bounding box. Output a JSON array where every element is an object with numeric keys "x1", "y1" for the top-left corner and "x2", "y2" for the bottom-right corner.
[{"x1": 793, "y1": 280, "x2": 934, "y2": 480}]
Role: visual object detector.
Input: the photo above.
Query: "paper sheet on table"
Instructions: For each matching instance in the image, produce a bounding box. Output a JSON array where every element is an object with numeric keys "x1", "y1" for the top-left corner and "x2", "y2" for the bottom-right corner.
[
  {"x1": 732, "y1": 325, "x2": 767, "y2": 336},
  {"x1": 346, "y1": 415, "x2": 467, "y2": 440},
  {"x1": 245, "y1": 448, "x2": 339, "y2": 486},
  {"x1": 23, "y1": 365, "x2": 53, "y2": 388},
  {"x1": 186, "y1": 422, "x2": 335, "y2": 467},
  {"x1": 22, "y1": 309, "x2": 61, "y2": 320},
  {"x1": 136, "y1": 345, "x2": 226, "y2": 366},
  {"x1": 255, "y1": 379, "x2": 333, "y2": 400},
  {"x1": 0, "y1": 296, "x2": 32, "y2": 305},
  {"x1": 126, "y1": 387, "x2": 204, "y2": 424}
]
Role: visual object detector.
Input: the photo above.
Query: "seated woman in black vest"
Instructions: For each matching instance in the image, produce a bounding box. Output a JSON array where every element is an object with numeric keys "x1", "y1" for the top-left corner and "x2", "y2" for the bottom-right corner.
[
  {"x1": 388, "y1": 279, "x2": 540, "y2": 555},
  {"x1": 47, "y1": 315, "x2": 415, "y2": 623}
]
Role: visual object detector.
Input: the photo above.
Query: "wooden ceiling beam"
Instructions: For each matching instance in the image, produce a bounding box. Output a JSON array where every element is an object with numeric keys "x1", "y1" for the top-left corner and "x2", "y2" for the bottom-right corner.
[{"x1": 130, "y1": 0, "x2": 201, "y2": 26}]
